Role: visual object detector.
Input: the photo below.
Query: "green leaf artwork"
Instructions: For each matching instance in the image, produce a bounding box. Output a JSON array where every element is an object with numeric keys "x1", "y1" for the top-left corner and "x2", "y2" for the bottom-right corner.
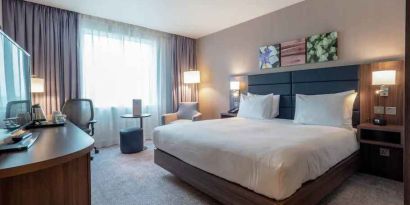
[{"x1": 306, "y1": 32, "x2": 338, "y2": 63}]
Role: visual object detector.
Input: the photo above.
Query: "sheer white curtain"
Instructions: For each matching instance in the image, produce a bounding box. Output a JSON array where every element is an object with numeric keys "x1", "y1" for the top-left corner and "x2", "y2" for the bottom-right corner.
[{"x1": 78, "y1": 15, "x2": 173, "y2": 147}]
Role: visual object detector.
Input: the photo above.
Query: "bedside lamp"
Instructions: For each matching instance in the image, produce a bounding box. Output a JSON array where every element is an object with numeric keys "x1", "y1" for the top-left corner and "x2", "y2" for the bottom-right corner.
[
  {"x1": 372, "y1": 70, "x2": 396, "y2": 126},
  {"x1": 183, "y1": 70, "x2": 200, "y2": 103},
  {"x1": 31, "y1": 77, "x2": 45, "y2": 93},
  {"x1": 31, "y1": 77, "x2": 46, "y2": 122},
  {"x1": 183, "y1": 71, "x2": 200, "y2": 84}
]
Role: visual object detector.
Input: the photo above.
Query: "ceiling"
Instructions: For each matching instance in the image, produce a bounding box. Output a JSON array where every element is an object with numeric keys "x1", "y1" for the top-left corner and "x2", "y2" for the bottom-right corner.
[{"x1": 26, "y1": 0, "x2": 304, "y2": 39}]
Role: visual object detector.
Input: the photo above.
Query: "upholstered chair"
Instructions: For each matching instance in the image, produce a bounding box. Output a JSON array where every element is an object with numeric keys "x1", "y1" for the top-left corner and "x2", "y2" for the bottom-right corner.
[
  {"x1": 161, "y1": 102, "x2": 202, "y2": 125},
  {"x1": 62, "y1": 99, "x2": 99, "y2": 154}
]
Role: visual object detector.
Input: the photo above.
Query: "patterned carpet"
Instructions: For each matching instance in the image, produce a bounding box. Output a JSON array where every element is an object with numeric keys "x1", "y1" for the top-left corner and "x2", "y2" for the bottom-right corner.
[{"x1": 91, "y1": 142, "x2": 403, "y2": 205}]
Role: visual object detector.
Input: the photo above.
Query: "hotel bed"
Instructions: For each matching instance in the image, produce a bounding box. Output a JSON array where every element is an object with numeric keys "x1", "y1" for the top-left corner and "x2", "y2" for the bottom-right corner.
[
  {"x1": 154, "y1": 118, "x2": 359, "y2": 200},
  {"x1": 154, "y1": 65, "x2": 361, "y2": 205}
]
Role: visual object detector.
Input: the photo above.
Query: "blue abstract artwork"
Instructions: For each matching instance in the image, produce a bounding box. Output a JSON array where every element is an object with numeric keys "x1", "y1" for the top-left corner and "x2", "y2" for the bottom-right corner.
[{"x1": 259, "y1": 44, "x2": 280, "y2": 69}]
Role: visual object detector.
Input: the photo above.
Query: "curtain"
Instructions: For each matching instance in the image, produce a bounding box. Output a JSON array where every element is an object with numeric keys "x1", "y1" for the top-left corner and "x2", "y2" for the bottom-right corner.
[
  {"x1": 78, "y1": 15, "x2": 173, "y2": 147},
  {"x1": 172, "y1": 35, "x2": 198, "y2": 111},
  {"x1": 2, "y1": 0, "x2": 80, "y2": 115}
]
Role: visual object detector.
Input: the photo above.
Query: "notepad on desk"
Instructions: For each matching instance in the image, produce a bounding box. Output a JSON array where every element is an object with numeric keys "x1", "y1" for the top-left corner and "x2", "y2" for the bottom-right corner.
[{"x1": 0, "y1": 132, "x2": 39, "y2": 153}]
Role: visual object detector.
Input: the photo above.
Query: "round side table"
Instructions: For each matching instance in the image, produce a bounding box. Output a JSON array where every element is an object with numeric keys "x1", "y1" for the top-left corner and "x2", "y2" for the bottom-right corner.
[
  {"x1": 120, "y1": 113, "x2": 152, "y2": 128},
  {"x1": 120, "y1": 113, "x2": 152, "y2": 152}
]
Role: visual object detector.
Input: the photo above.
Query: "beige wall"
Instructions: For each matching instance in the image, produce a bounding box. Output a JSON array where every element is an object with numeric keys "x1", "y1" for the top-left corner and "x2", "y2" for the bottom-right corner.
[{"x1": 197, "y1": 0, "x2": 405, "y2": 119}]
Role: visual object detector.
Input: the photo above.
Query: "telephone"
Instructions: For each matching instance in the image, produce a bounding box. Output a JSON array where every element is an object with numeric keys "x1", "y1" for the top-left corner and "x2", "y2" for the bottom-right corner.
[{"x1": 228, "y1": 107, "x2": 239, "y2": 114}]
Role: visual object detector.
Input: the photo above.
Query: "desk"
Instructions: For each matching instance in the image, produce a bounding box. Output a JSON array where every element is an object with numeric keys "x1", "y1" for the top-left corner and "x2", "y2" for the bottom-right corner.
[{"x1": 0, "y1": 121, "x2": 94, "y2": 205}]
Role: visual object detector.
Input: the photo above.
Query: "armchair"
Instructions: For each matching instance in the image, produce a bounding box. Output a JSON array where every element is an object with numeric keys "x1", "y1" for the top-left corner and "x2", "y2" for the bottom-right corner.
[{"x1": 162, "y1": 102, "x2": 202, "y2": 125}]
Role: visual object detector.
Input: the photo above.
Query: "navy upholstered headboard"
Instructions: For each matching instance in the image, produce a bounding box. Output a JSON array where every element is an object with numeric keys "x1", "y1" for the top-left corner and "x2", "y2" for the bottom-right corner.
[{"x1": 247, "y1": 65, "x2": 360, "y2": 126}]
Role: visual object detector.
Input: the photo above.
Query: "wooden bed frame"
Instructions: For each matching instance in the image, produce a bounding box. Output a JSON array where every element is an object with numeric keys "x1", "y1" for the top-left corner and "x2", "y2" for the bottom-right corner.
[{"x1": 155, "y1": 149, "x2": 359, "y2": 205}]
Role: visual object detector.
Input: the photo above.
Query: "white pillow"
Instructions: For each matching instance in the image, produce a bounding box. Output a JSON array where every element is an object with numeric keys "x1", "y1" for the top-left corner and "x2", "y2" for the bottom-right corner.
[
  {"x1": 237, "y1": 94, "x2": 273, "y2": 119},
  {"x1": 293, "y1": 90, "x2": 357, "y2": 129},
  {"x1": 247, "y1": 93, "x2": 280, "y2": 118}
]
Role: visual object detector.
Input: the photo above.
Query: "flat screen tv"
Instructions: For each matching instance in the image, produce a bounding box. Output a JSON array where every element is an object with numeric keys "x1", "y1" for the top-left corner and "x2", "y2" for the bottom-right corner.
[{"x1": 0, "y1": 30, "x2": 31, "y2": 140}]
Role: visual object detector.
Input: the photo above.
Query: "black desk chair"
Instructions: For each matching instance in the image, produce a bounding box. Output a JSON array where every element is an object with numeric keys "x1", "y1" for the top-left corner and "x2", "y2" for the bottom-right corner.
[
  {"x1": 5, "y1": 100, "x2": 31, "y2": 128},
  {"x1": 62, "y1": 99, "x2": 99, "y2": 154},
  {"x1": 6, "y1": 100, "x2": 31, "y2": 118}
]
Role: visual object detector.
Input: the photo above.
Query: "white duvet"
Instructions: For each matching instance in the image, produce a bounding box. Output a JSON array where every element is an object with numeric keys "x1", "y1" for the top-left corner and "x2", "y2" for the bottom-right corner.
[{"x1": 153, "y1": 118, "x2": 358, "y2": 200}]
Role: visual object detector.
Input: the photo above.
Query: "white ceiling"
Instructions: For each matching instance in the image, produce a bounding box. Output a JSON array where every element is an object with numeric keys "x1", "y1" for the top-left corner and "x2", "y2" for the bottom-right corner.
[{"x1": 26, "y1": 0, "x2": 304, "y2": 39}]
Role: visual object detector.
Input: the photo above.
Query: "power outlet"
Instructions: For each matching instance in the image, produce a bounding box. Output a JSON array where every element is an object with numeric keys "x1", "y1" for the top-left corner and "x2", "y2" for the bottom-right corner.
[
  {"x1": 385, "y1": 107, "x2": 397, "y2": 115},
  {"x1": 379, "y1": 148, "x2": 390, "y2": 157},
  {"x1": 374, "y1": 106, "x2": 385, "y2": 114}
]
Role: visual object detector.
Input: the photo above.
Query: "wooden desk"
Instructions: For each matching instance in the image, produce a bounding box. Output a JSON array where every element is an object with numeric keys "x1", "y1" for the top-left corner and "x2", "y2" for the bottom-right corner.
[{"x1": 0, "y1": 121, "x2": 95, "y2": 205}]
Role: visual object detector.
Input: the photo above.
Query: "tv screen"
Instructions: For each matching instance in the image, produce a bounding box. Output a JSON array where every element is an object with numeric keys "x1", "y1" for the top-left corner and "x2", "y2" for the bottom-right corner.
[{"x1": 0, "y1": 30, "x2": 31, "y2": 139}]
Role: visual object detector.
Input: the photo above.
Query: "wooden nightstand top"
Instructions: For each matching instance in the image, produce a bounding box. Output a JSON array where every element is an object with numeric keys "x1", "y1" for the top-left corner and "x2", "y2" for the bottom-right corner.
[
  {"x1": 358, "y1": 123, "x2": 404, "y2": 148},
  {"x1": 358, "y1": 123, "x2": 403, "y2": 133},
  {"x1": 220, "y1": 112, "x2": 237, "y2": 118}
]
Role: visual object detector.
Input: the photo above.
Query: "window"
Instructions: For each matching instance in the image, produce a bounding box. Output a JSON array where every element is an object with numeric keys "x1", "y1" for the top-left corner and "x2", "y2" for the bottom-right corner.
[
  {"x1": 81, "y1": 33, "x2": 158, "y2": 108},
  {"x1": 78, "y1": 15, "x2": 173, "y2": 147}
]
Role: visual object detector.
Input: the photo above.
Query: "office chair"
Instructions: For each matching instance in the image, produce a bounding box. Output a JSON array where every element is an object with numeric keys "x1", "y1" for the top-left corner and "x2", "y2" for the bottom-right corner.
[
  {"x1": 6, "y1": 100, "x2": 31, "y2": 118},
  {"x1": 5, "y1": 100, "x2": 31, "y2": 128},
  {"x1": 62, "y1": 99, "x2": 99, "y2": 154}
]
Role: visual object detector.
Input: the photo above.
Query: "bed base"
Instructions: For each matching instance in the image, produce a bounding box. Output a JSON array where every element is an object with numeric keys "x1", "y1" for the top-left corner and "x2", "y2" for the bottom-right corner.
[{"x1": 154, "y1": 149, "x2": 359, "y2": 205}]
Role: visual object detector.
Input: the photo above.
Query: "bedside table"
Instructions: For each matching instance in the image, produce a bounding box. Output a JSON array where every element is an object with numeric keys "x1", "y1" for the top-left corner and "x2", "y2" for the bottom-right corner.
[
  {"x1": 358, "y1": 123, "x2": 404, "y2": 181},
  {"x1": 220, "y1": 112, "x2": 237, "y2": 119}
]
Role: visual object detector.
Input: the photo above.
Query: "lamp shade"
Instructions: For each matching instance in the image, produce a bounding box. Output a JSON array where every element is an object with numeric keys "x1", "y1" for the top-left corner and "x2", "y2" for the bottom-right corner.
[
  {"x1": 372, "y1": 70, "x2": 396, "y2": 85},
  {"x1": 183, "y1": 71, "x2": 200, "y2": 84},
  {"x1": 230, "y1": 81, "x2": 240, "y2": 90},
  {"x1": 31, "y1": 77, "x2": 45, "y2": 93}
]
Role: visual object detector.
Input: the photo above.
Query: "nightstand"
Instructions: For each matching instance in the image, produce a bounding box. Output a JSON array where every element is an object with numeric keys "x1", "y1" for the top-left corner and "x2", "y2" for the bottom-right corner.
[
  {"x1": 220, "y1": 112, "x2": 237, "y2": 119},
  {"x1": 358, "y1": 123, "x2": 404, "y2": 181}
]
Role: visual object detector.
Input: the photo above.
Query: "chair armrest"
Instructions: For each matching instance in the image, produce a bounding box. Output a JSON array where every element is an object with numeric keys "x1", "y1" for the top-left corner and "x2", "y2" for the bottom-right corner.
[
  {"x1": 192, "y1": 112, "x2": 202, "y2": 121},
  {"x1": 88, "y1": 120, "x2": 97, "y2": 136},
  {"x1": 162, "y1": 113, "x2": 178, "y2": 125}
]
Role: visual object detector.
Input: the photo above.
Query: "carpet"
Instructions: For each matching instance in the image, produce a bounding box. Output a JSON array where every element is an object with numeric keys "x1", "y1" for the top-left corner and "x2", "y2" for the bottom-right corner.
[{"x1": 91, "y1": 142, "x2": 403, "y2": 205}]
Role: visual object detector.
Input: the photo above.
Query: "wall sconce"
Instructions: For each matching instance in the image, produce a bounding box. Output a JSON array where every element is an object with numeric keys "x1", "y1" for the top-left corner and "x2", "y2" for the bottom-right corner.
[
  {"x1": 183, "y1": 70, "x2": 200, "y2": 84},
  {"x1": 230, "y1": 81, "x2": 240, "y2": 95},
  {"x1": 372, "y1": 70, "x2": 396, "y2": 96},
  {"x1": 230, "y1": 81, "x2": 240, "y2": 108},
  {"x1": 371, "y1": 70, "x2": 396, "y2": 126}
]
